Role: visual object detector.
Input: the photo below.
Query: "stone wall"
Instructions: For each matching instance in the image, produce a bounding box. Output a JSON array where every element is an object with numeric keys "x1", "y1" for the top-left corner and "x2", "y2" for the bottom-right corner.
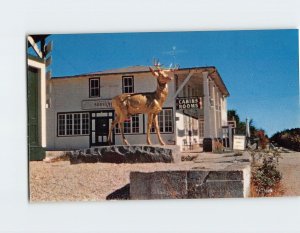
[{"x1": 130, "y1": 166, "x2": 251, "y2": 199}]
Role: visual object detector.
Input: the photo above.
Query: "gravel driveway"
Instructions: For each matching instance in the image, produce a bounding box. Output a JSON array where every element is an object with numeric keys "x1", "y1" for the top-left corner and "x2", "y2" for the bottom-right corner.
[
  {"x1": 29, "y1": 161, "x2": 197, "y2": 202},
  {"x1": 277, "y1": 152, "x2": 300, "y2": 196},
  {"x1": 29, "y1": 151, "x2": 300, "y2": 201}
]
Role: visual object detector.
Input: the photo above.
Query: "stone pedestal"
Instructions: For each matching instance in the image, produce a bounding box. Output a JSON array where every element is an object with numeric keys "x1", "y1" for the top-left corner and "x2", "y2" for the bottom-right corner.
[{"x1": 69, "y1": 145, "x2": 181, "y2": 164}]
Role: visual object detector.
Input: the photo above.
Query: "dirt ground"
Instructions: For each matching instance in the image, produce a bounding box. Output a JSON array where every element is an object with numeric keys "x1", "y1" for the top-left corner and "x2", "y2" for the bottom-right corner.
[
  {"x1": 29, "y1": 160, "x2": 197, "y2": 202},
  {"x1": 29, "y1": 151, "x2": 300, "y2": 202},
  {"x1": 277, "y1": 152, "x2": 300, "y2": 196}
]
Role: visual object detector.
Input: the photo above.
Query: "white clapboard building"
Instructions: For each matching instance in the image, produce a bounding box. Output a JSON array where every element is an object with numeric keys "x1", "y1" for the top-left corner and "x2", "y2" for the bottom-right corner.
[{"x1": 45, "y1": 66, "x2": 230, "y2": 151}]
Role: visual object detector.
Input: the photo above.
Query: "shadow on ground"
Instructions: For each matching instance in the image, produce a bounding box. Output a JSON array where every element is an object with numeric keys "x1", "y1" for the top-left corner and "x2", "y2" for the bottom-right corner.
[{"x1": 106, "y1": 184, "x2": 130, "y2": 200}]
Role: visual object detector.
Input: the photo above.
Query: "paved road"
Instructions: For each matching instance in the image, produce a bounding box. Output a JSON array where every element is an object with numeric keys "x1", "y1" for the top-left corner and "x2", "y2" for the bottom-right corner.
[{"x1": 277, "y1": 152, "x2": 300, "y2": 196}]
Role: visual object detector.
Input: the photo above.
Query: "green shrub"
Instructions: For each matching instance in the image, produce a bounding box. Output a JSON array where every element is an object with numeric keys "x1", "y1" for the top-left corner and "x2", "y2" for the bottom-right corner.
[{"x1": 251, "y1": 149, "x2": 282, "y2": 196}]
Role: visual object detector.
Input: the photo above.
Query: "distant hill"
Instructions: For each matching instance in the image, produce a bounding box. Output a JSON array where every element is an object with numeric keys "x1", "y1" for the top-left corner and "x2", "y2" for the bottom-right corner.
[{"x1": 270, "y1": 128, "x2": 300, "y2": 152}]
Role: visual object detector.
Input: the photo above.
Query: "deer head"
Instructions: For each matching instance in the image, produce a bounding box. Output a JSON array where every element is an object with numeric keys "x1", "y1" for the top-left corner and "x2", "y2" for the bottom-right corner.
[{"x1": 149, "y1": 65, "x2": 177, "y2": 84}]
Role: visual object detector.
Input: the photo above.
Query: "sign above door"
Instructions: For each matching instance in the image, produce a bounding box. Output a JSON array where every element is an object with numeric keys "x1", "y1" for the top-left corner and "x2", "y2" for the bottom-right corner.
[{"x1": 82, "y1": 99, "x2": 112, "y2": 110}]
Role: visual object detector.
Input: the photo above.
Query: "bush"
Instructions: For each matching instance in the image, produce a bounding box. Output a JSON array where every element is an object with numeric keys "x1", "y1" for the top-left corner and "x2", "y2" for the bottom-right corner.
[
  {"x1": 256, "y1": 130, "x2": 269, "y2": 149},
  {"x1": 251, "y1": 149, "x2": 282, "y2": 196},
  {"x1": 213, "y1": 139, "x2": 224, "y2": 153}
]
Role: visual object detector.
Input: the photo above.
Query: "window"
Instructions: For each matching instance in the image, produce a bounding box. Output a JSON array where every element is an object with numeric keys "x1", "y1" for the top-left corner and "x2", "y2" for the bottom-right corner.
[
  {"x1": 74, "y1": 113, "x2": 81, "y2": 135},
  {"x1": 164, "y1": 109, "x2": 173, "y2": 133},
  {"x1": 58, "y1": 114, "x2": 65, "y2": 136},
  {"x1": 132, "y1": 115, "x2": 140, "y2": 133},
  {"x1": 58, "y1": 112, "x2": 89, "y2": 136},
  {"x1": 82, "y1": 113, "x2": 89, "y2": 134},
  {"x1": 124, "y1": 121, "x2": 130, "y2": 134},
  {"x1": 66, "y1": 114, "x2": 73, "y2": 135},
  {"x1": 89, "y1": 78, "x2": 100, "y2": 97},
  {"x1": 115, "y1": 114, "x2": 140, "y2": 134},
  {"x1": 151, "y1": 109, "x2": 174, "y2": 133},
  {"x1": 122, "y1": 76, "x2": 134, "y2": 93},
  {"x1": 199, "y1": 120, "x2": 204, "y2": 138}
]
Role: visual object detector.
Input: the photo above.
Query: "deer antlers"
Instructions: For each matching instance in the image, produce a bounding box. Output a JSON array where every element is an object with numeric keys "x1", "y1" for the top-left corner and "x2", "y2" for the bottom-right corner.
[{"x1": 149, "y1": 64, "x2": 178, "y2": 79}]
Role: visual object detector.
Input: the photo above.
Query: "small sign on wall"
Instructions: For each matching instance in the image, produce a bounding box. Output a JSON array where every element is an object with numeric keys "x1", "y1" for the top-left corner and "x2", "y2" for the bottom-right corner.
[
  {"x1": 82, "y1": 99, "x2": 112, "y2": 110},
  {"x1": 233, "y1": 135, "x2": 246, "y2": 151}
]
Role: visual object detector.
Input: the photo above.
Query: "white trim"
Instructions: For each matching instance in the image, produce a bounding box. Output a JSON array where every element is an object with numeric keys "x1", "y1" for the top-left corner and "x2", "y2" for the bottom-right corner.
[{"x1": 27, "y1": 36, "x2": 43, "y2": 58}]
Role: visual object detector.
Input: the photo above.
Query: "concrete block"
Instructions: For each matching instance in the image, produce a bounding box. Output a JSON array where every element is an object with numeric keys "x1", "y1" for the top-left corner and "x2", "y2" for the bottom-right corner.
[
  {"x1": 189, "y1": 180, "x2": 244, "y2": 198},
  {"x1": 206, "y1": 170, "x2": 244, "y2": 181},
  {"x1": 130, "y1": 171, "x2": 187, "y2": 200},
  {"x1": 130, "y1": 167, "x2": 251, "y2": 200}
]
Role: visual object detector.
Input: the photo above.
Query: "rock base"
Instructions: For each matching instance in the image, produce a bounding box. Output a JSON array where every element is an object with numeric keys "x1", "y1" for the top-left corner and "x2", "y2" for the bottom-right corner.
[{"x1": 69, "y1": 145, "x2": 180, "y2": 164}]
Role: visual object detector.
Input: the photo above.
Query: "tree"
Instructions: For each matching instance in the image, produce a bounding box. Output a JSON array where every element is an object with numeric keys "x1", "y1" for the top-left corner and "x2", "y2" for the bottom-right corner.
[
  {"x1": 227, "y1": 109, "x2": 259, "y2": 136},
  {"x1": 227, "y1": 110, "x2": 240, "y2": 124},
  {"x1": 271, "y1": 128, "x2": 300, "y2": 151}
]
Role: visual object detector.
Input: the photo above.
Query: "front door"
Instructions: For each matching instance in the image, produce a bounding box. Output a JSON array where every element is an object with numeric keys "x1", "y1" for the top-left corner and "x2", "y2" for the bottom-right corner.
[
  {"x1": 28, "y1": 67, "x2": 45, "y2": 160},
  {"x1": 90, "y1": 111, "x2": 114, "y2": 146}
]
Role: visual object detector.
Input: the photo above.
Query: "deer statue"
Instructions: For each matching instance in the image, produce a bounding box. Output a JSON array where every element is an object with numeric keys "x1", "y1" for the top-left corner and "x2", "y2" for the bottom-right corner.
[{"x1": 108, "y1": 65, "x2": 176, "y2": 146}]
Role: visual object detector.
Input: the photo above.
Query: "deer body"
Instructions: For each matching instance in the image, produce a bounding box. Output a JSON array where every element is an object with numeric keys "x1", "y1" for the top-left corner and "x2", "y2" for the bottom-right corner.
[{"x1": 108, "y1": 66, "x2": 175, "y2": 146}]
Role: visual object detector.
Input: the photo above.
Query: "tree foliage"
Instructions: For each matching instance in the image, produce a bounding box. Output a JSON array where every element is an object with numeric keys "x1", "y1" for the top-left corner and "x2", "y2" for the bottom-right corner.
[
  {"x1": 227, "y1": 109, "x2": 258, "y2": 136},
  {"x1": 271, "y1": 128, "x2": 300, "y2": 152}
]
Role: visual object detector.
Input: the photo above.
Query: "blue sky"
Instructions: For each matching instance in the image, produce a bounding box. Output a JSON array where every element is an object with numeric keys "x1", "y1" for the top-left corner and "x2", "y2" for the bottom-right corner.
[{"x1": 43, "y1": 29, "x2": 299, "y2": 136}]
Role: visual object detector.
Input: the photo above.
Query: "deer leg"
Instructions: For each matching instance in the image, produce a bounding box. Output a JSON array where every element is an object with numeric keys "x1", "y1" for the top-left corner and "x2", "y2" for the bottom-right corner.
[
  {"x1": 108, "y1": 117, "x2": 119, "y2": 145},
  {"x1": 146, "y1": 113, "x2": 154, "y2": 145},
  {"x1": 153, "y1": 114, "x2": 165, "y2": 146},
  {"x1": 119, "y1": 121, "x2": 129, "y2": 145}
]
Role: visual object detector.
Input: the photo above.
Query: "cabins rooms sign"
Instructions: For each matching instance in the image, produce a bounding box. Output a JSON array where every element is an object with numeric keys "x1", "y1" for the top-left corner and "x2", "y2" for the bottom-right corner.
[
  {"x1": 176, "y1": 97, "x2": 202, "y2": 110},
  {"x1": 82, "y1": 99, "x2": 112, "y2": 110}
]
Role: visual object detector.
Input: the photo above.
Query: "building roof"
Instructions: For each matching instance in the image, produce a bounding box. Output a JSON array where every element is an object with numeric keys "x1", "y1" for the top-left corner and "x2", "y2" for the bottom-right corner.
[
  {"x1": 53, "y1": 65, "x2": 230, "y2": 96},
  {"x1": 88, "y1": 66, "x2": 151, "y2": 75},
  {"x1": 27, "y1": 34, "x2": 50, "y2": 48}
]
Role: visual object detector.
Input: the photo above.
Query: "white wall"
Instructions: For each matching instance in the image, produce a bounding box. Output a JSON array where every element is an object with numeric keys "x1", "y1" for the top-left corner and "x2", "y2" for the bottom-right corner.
[
  {"x1": 175, "y1": 111, "x2": 200, "y2": 151},
  {"x1": 47, "y1": 72, "x2": 176, "y2": 150},
  {"x1": 46, "y1": 70, "x2": 227, "y2": 150},
  {"x1": 47, "y1": 77, "x2": 89, "y2": 149}
]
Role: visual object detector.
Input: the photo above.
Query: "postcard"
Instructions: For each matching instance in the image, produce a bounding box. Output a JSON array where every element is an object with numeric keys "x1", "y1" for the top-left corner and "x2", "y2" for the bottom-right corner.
[{"x1": 27, "y1": 29, "x2": 299, "y2": 201}]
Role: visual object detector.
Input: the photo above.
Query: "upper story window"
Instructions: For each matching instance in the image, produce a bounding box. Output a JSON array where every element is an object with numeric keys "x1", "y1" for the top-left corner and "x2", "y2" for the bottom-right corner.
[
  {"x1": 122, "y1": 76, "x2": 134, "y2": 93},
  {"x1": 89, "y1": 78, "x2": 100, "y2": 98}
]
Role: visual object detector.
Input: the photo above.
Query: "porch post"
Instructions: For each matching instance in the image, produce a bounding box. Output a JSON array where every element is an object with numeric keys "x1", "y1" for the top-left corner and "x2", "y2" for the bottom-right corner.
[
  {"x1": 203, "y1": 71, "x2": 211, "y2": 138},
  {"x1": 211, "y1": 83, "x2": 217, "y2": 138}
]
